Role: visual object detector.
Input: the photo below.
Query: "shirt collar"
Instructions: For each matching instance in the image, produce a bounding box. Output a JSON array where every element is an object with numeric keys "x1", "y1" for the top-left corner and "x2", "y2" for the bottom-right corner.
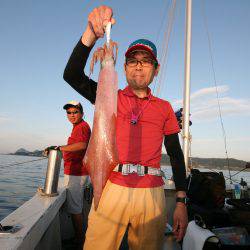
[
  {"x1": 73, "y1": 119, "x2": 83, "y2": 127},
  {"x1": 121, "y1": 86, "x2": 157, "y2": 101}
]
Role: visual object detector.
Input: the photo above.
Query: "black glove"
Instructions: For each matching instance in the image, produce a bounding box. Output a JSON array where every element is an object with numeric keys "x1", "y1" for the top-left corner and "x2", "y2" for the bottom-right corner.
[
  {"x1": 175, "y1": 108, "x2": 192, "y2": 129},
  {"x1": 43, "y1": 146, "x2": 60, "y2": 156}
]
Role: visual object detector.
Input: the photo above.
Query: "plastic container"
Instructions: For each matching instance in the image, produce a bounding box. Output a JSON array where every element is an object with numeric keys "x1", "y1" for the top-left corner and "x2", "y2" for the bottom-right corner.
[
  {"x1": 234, "y1": 184, "x2": 241, "y2": 199},
  {"x1": 212, "y1": 227, "x2": 250, "y2": 246}
]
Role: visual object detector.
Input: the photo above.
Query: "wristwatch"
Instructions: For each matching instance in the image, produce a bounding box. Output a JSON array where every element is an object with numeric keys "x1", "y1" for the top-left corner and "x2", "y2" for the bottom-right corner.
[{"x1": 176, "y1": 197, "x2": 188, "y2": 205}]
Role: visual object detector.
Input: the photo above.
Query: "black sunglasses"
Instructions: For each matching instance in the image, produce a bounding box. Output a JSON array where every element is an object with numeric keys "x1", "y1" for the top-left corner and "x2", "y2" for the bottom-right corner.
[{"x1": 67, "y1": 111, "x2": 79, "y2": 115}]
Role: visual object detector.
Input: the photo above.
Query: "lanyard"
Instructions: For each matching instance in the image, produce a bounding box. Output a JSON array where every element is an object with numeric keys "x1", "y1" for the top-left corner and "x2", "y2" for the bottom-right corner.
[{"x1": 127, "y1": 95, "x2": 151, "y2": 125}]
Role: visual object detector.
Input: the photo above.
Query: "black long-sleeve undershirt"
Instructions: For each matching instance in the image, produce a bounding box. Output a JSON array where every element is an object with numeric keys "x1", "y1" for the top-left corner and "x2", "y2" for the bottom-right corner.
[
  {"x1": 164, "y1": 134, "x2": 187, "y2": 191},
  {"x1": 63, "y1": 39, "x2": 187, "y2": 191},
  {"x1": 64, "y1": 39, "x2": 97, "y2": 104}
]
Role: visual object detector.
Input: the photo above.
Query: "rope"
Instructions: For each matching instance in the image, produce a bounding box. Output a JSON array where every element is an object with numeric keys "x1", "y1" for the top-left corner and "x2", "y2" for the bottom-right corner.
[
  {"x1": 181, "y1": 134, "x2": 191, "y2": 140},
  {"x1": 155, "y1": 0, "x2": 171, "y2": 43},
  {"x1": 0, "y1": 157, "x2": 47, "y2": 168},
  {"x1": 155, "y1": 0, "x2": 177, "y2": 97},
  {"x1": 188, "y1": 134, "x2": 193, "y2": 171},
  {"x1": 201, "y1": 0, "x2": 232, "y2": 184},
  {"x1": 180, "y1": 131, "x2": 193, "y2": 171},
  {"x1": 153, "y1": 0, "x2": 177, "y2": 97}
]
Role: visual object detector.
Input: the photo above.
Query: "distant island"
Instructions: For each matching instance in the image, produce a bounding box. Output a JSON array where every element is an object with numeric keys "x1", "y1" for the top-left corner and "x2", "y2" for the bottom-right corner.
[
  {"x1": 9, "y1": 148, "x2": 249, "y2": 171},
  {"x1": 161, "y1": 154, "x2": 249, "y2": 171},
  {"x1": 9, "y1": 148, "x2": 44, "y2": 157}
]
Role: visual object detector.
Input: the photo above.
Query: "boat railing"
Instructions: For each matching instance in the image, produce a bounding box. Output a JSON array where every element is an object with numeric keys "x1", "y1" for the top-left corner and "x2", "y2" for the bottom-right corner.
[
  {"x1": 0, "y1": 180, "x2": 66, "y2": 250},
  {"x1": 0, "y1": 149, "x2": 66, "y2": 250}
]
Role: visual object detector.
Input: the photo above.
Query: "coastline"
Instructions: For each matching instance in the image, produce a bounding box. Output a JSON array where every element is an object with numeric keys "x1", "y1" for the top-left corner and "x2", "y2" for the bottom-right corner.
[{"x1": 1, "y1": 153, "x2": 249, "y2": 172}]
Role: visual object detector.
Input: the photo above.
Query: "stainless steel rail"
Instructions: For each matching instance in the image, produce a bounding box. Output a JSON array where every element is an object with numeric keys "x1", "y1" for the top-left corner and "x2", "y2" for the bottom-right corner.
[{"x1": 39, "y1": 149, "x2": 62, "y2": 196}]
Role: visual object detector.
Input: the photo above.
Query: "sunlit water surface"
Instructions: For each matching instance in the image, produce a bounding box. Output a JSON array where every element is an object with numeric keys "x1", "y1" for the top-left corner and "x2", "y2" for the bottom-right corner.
[{"x1": 0, "y1": 155, "x2": 249, "y2": 221}]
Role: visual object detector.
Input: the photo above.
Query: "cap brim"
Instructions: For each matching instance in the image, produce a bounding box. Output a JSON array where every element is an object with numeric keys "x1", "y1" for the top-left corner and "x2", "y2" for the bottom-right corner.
[
  {"x1": 63, "y1": 103, "x2": 83, "y2": 113},
  {"x1": 63, "y1": 104, "x2": 77, "y2": 110},
  {"x1": 125, "y1": 45, "x2": 158, "y2": 63}
]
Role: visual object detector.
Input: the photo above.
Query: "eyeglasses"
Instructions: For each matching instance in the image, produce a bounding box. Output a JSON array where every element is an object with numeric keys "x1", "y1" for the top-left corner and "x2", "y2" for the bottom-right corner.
[
  {"x1": 67, "y1": 111, "x2": 79, "y2": 115},
  {"x1": 126, "y1": 58, "x2": 157, "y2": 67}
]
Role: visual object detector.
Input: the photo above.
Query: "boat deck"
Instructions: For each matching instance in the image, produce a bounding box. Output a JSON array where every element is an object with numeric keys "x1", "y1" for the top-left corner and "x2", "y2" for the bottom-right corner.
[
  {"x1": 61, "y1": 234, "x2": 181, "y2": 250},
  {"x1": 0, "y1": 184, "x2": 181, "y2": 250}
]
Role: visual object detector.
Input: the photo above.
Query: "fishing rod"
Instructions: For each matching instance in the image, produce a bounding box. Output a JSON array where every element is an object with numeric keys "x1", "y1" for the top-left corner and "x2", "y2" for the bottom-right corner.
[
  {"x1": 204, "y1": 167, "x2": 244, "y2": 185},
  {"x1": 0, "y1": 157, "x2": 47, "y2": 168},
  {"x1": 201, "y1": 0, "x2": 233, "y2": 184},
  {"x1": 230, "y1": 163, "x2": 250, "y2": 178}
]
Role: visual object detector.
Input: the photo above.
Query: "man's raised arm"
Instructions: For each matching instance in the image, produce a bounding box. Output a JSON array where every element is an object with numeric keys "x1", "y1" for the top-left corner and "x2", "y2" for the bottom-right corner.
[{"x1": 63, "y1": 6, "x2": 115, "y2": 104}]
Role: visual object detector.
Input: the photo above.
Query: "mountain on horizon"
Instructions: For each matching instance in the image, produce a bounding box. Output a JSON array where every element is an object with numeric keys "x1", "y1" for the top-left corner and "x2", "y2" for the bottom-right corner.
[
  {"x1": 10, "y1": 148, "x2": 248, "y2": 170},
  {"x1": 13, "y1": 148, "x2": 43, "y2": 157},
  {"x1": 161, "y1": 154, "x2": 248, "y2": 170},
  {"x1": 15, "y1": 148, "x2": 30, "y2": 154}
]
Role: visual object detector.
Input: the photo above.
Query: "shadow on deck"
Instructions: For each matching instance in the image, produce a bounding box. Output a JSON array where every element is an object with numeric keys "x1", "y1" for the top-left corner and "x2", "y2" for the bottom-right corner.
[{"x1": 62, "y1": 234, "x2": 181, "y2": 250}]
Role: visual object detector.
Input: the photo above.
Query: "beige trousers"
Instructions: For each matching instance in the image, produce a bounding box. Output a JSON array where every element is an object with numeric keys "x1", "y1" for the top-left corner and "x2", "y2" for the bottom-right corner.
[{"x1": 84, "y1": 180, "x2": 167, "y2": 250}]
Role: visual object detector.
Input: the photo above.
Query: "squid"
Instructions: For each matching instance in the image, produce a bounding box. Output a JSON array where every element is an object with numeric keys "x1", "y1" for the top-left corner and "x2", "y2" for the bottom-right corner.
[{"x1": 83, "y1": 35, "x2": 119, "y2": 210}]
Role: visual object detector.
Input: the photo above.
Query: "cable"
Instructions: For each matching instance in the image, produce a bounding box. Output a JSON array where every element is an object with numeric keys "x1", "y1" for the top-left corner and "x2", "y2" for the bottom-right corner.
[
  {"x1": 0, "y1": 157, "x2": 47, "y2": 168},
  {"x1": 201, "y1": 0, "x2": 232, "y2": 184},
  {"x1": 156, "y1": 0, "x2": 177, "y2": 97},
  {"x1": 153, "y1": 0, "x2": 177, "y2": 97}
]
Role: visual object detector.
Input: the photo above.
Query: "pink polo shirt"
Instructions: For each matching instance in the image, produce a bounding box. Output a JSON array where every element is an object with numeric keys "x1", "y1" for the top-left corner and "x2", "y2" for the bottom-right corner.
[{"x1": 109, "y1": 86, "x2": 180, "y2": 188}]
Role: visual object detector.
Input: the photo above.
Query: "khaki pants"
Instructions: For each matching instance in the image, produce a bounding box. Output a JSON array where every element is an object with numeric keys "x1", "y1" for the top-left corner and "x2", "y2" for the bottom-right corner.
[{"x1": 84, "y1": 180, "x2": 167, "y2": 250}]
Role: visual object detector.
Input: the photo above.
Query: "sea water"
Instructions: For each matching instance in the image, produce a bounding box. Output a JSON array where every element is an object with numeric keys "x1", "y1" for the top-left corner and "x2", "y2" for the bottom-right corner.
[
  {"x1": 0, "y1": 154, "x2": 63, "y2": 221},
  {"x1": 0, "y1": 154, "x2": 249, "y2": 221}
]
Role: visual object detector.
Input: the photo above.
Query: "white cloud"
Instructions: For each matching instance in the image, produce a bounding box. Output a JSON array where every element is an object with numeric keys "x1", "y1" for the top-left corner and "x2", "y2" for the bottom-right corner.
[
  {"x1": 173, "y1": 85, "x2": 229, "y2": 105},
  {"x1": 192, "y1": 97, "x2": 250, "y2": 120},
  {"x1": 173, "y1": 85, "x2": 250, "y2": 121},
  {"x1": 190, "y1": 85, "x2": 229, "y2": 100},
  {"x1": 0, "y1": 115, "x2": 11, "y2": 124},
  {"x1": 167, "y1": 85, "x2": 250, "y2": 161}
]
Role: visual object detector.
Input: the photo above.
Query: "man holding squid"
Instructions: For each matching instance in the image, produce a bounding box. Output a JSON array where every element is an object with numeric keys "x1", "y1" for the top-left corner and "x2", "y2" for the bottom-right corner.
[{"x1": 64, "y1": 5, "x2": 188, "y2": 250}]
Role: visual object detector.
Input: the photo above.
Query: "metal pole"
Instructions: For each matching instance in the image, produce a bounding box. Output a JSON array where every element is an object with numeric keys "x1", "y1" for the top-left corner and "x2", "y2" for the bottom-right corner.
[
  {"x1": 43, "y1": 149, "x2": 62, "y2": 196},
  {"x1": 182, "y1": 0, "x2": 192, "y2": 173}
]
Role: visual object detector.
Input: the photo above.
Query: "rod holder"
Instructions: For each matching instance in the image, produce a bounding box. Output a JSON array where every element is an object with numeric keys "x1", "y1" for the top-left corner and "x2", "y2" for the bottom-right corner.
[
  {"x1": 38, "y1": 149, "x2": 62, "y2": 196},
  {"x1": 0, "y1": 223, "x2": 22, "y2": 234}
]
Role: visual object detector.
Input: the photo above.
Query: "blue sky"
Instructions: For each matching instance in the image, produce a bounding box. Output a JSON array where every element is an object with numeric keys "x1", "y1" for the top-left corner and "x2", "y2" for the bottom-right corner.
[{"x1": 0, "y1": 0, "x2": 249, "y2": 161}]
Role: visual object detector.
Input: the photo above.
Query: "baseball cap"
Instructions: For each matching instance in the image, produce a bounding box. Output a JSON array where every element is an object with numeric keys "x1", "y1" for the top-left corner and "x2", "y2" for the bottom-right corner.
[
  {"x1": 63, "y1": 100, "x2": 83, "y2": 113},
  {"x1": 125, "y1": 39, "x2": 158, "y2": 63}
]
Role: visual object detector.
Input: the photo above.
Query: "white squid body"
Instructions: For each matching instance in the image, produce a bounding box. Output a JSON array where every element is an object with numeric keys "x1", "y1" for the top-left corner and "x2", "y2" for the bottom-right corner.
[{"x1": 84, "y1": 57, "x2": 119, "y2": 210}]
